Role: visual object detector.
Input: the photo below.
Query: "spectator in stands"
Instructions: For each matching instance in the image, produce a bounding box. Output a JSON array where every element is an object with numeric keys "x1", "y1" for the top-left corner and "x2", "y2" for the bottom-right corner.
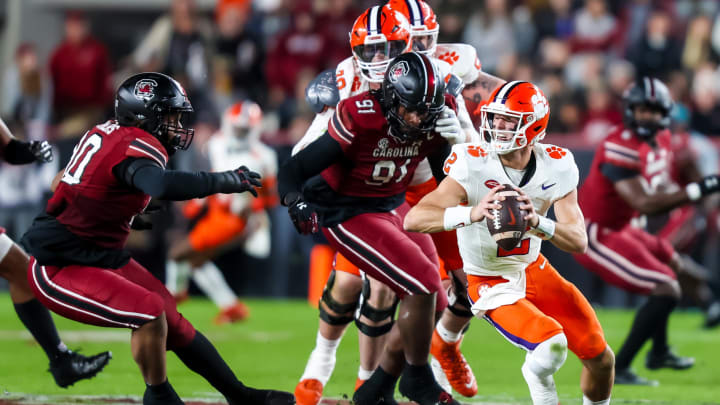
[
  {"x1": 214, "y1": 0, "x2": 266, "y2": 108},
  {"x1": 315, "y1": 0, "x2": 361, "y2": 67},
  {"x1": 606, "y1": 59, "x2": 636, "y2": 101},
  {"x1": 132, "y1": 0, "x2": 216, "y2": 125},
  {"x1": 265, "y1": 0, "x2": 330, "y2": 127},
  {"x1": 533, "y1": 0, "x2": 575, "y2": 43},
  {"x1": 462, "y1": 0, "x2": 516, "y2": 73},
  {"x1": 2, "y1": 43, "x2": 50, "y2": 142},
  {"x1": 434, "y1": 0, "x2": 472, "y2": 43},
  {"x1": 48, "y1": 11, "x2": 112, "y2": 139},
  {"x1": 629, "y1": 9, "x2": 682, "y2": 79},
  {"x1": 570, "y1": 0, "x2": 618, "y2": 53},
  {"x1": 689, "y1": 66, "x2": 720, "y2": 136},
  {"x1": 580, "y1": 80, "x2": 623, "y2": 144},
  {"x1": 681, "y1": 15, "x2": 718, "y2": 71}
]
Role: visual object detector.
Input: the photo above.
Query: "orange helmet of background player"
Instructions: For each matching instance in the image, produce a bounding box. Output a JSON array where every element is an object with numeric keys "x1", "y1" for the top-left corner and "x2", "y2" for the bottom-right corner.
[
  {"x1": 221, "y1": 100, "x2": 263, "y2": 142},
  {"x1": 386, "y1": 0, "x2": 439, "y2": 56},
  {"x1": 480, "y1": 81, "x2": 550, "y2": 154},
  {"x1": 349, "y1": 5, "x2": 411, "y2": 83}
]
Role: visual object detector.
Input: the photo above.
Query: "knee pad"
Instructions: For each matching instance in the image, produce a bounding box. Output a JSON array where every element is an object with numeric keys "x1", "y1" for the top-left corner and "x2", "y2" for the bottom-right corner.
[
  {"x1": 318, "y1": 271, "x2": 358, "y2": 326},
  {"x1": 525, "y1": 333, "x2": 568, "y2": 378},
  {"x1": 446, "y1": 273, "x2": 473, "y2": 318},
  {"x1": 354, "y1": 276, "x2": 398, "y2": 337}
]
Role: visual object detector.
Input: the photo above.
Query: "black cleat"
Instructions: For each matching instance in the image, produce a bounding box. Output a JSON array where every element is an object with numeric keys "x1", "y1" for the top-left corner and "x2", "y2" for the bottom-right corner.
[
  {"x1": 614, "y1": 368, "x2": 659, "y2": 386},
  {"x1": 49, "y1": 350, "x2": 112, "y2": 388},
  {"x1": 646, "y1": 349, "x2": 695, "y2": 370},
  {"x1": 143, "y1": 381, "x2": 184, "y2": 405},
  {"x1": 353, "y1": 384, "x2": 398, "y2": 405},
  {"x1": 262, "y1": 389, "x2": 296, "y2": 405},
  {"x1": 398, "y1": 364, "x2": 459, "y2": 405},
  {"x1": 703, "y1": 301, "x2": 720, "y2": 329}
]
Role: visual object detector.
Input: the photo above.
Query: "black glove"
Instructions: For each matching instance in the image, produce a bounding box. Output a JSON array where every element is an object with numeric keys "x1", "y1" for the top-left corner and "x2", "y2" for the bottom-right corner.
[
  {"x1": 4, "y1": 139, "x2": 53, "y2": 164},
  {"x1": 214, "y1": 166, "x2": 262, "y2": 196},
  {"x1": 29, "y1": 140, "x2": 53, "y2": 163},
  {"x1": 287, "y1": 194, "x2": 319, "y2": 235},
  {"x1": 699, "y1": 175, "x2": 720, "y2": 196}
]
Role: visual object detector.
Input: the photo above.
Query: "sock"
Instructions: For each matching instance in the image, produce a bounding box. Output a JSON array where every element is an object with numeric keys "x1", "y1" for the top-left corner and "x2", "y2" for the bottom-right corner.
[
  {"x1": 300, "y1": 330, "x2": 341, "y2": 385},
  {"x1": 14, "y1": 299, "x2": 67, "y2": 360},
  {"x1": 650, "y1": 296, "x2": 677, "y2": 356},
  {"x1": 436, "y1": 320, "x2": 462, "y2": 343},
  {"x1": 615, "y1": 295, "x2": 676, "y2": 370},
  {"x1": 358, "y1": 366, "x2": 374, "y2": 381},
  {"x1": 145, "y1": 379, "x2": 181, "y2": 401},
  {"x1": 399, "y1": 363, "x2": 443, "y2": 401},
  {"x1": 583, "y1": 395, "x2": 610, "y2": 405},
  {"x1": 357, "y1": 366, "x2": 398, "y2": 399},
  {"x1": 192, "y1": 262, "x2": 238, "y2": 309},
  {"x1": 174, "y1": 331, "x2": 263, "y2": 403},
  {"x1": 165, "y1": 260, "x2": 191, "y2": 295}
]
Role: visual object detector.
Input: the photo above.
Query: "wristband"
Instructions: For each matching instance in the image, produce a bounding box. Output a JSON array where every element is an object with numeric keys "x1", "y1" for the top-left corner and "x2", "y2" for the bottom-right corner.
[
  {"x1": 529, "y1": 215, "x2": 556, "y2": 240},
  {"x1": 443, "y1": 206, "x2": 473, "y2": 230},
  {"x1": 686, "y1": 182, "x2": 702, "y2": 202}
]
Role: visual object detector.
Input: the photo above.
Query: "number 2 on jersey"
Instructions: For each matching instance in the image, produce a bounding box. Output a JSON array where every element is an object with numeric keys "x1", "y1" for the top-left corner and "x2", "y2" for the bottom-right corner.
[
  {"x1": 497, "y1": 238, "x2": 530, "y2": 257},
  {"x1": 61, "y1": 133, "x2": 103, "y2": 185}
]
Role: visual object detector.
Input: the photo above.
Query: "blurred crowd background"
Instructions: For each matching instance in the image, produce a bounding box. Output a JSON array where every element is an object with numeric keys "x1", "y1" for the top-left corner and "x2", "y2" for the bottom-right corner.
[{"x1": 1, "y1": 0, "x2": 719, "y2": 307}]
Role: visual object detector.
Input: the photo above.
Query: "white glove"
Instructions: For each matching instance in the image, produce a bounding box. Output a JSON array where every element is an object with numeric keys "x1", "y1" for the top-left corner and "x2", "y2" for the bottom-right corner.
[{"x1": 435, "y1": 106, "x2": 464, "y2": 144}]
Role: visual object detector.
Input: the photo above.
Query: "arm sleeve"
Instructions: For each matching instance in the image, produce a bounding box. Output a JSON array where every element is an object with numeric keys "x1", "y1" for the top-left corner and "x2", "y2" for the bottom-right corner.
[
  {"x1": 600, "y1": 162, "x2": 641, "y2": 182},
  {"x1": 278, "y1": 131, "x2": 344, "y2": 205},
  {"x1": 428, "y1": 142, "x2": 451, "y2": 184},
  {"x1": 113, "y1": 158, "x2": 235, "y2": 201}
]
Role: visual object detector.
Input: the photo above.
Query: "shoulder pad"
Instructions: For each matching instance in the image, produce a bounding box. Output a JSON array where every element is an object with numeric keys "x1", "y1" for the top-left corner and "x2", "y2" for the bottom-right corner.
[
  {"x1": 445, "y1": 74, "x2": 464, "y2": 98},
  {"x1": 305, "y1": 69, "x2": 340, "y2": 114}
]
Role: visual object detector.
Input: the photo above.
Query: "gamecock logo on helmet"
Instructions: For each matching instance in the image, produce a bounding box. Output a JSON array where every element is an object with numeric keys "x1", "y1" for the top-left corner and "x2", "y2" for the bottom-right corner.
[
  {"x1": 388, "y1": 61, "x2": 409, "y2": 83},
  {"x1": 134, "y1": 79, "x2": 158, "y2": 101}
]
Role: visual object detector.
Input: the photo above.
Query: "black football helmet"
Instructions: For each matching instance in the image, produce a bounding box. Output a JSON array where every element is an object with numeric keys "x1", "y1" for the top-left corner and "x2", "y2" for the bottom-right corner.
[
  {"x1": 622, "y1": 77, "x2": 673, "y2": 140},
  {"x1": 381, "y1": 52, "x2": 445, "y2": 142},
  {"x1": 115, "y1": 72, "x2": 194, "y2": 152}
]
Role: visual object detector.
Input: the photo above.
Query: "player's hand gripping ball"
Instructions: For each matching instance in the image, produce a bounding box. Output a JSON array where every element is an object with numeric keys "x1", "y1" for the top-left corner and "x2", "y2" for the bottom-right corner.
[{"x1": 486, "y1": 184, "x2": 528, "y2": 251}]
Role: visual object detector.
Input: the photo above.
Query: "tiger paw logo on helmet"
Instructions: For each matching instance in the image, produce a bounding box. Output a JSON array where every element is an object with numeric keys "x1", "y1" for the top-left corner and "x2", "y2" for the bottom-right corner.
[
  {"x1": 388, "y1": 61, "x2": 409, "y2": 83},
  {"x1": 531, "y1": 93, "x2": 548, "y2": 120},
  {"x1": 134, "y1": 79, "x2": 157, "y2": 101},
  {"x1": 546, "y1": 146, "x2": 566, "y2": 159}
]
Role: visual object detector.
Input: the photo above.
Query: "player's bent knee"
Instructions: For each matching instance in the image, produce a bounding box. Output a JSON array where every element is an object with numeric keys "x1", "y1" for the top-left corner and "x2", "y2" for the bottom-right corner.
[
  {"x1": 355, "y1": 278, "x2": 399, "y2": 337},
  {"x1": 653, "y1": 280, "x2": 681, "y2": 300},
  {"x1": 572, "y1": 330, "x2": 609, "y2": 361},
  {"x1": 165, "y1": 311, "x2": 196, "y2": 350},
  {"x1": 318, "y1": 271, "x2": 358, "y2": 326},
  {"x1": 526, "y1": 333, "x2": 568, "y2": 378}
]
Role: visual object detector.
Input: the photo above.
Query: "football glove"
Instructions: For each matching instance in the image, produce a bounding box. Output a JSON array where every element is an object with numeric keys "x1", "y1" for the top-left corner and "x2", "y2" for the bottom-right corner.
[
  {"x1": 700, "y1": 175, "x2": 720, "y2": 196},
  {"x1": 435, "y1": 106, "x2": 464, "y2": 145},
  {"x1": 287, "y1": 195, "x2": 319, "y2": 235},
  {"x1": 30, "y1": 140, "x2": 53, "y2": 163},
  {"x1": 215, "y1": 166, "x2": 262, "y2": 196}
]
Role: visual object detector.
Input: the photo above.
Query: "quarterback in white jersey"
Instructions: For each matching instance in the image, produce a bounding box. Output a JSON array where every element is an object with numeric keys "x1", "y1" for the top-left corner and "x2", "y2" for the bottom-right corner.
[
  {"x1": 405, "y1": 81, "x2": 615, "y2": 405},
  {"x1": 166, "y1": 101, "x2": 277, "y2": 325}
]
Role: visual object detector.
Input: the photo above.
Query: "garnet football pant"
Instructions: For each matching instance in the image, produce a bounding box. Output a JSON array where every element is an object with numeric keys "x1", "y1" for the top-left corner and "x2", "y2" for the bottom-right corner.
[
  {"x1": 467, "y1": 255, "x2": 607, "y2": 360},
  {"x1": 28, "y1": 257, "x2": 195, "y2": 350},
  {"x1": 323, "y1": 202, "x2": 447, "y2": 310},
  {"x1": 574, "y1": 222, "x2": 677, "y2": 295},
  {"x1": 332, "y1": 178, "x2": 463, "y2": 281}
]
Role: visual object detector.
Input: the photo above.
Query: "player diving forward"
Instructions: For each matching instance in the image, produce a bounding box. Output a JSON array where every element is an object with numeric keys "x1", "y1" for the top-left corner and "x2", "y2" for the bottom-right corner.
[
  {"x1": 293, "y1": 2, "x2": 503, "y2": 402},
  {"x1": 0, "y1": 118, "x2": 111, "y2": 387},
  {"x1": 405, "y1": 81, "x2": 615, "y2": 405},
  {"x1": 21, "y1": 72, "x2": 293, "y2": 405}
]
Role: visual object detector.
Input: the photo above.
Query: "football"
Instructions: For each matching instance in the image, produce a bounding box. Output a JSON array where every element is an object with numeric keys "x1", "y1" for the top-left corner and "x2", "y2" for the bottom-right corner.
[{"x1": 485, "y1": 184, "x2": 528, "y2": 251}]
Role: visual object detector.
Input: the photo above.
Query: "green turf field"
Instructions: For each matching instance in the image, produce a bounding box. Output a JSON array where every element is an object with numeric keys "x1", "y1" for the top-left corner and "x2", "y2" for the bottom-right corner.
[{"x1": 0, "y1": 293, "x2": 718, "y2": 404}]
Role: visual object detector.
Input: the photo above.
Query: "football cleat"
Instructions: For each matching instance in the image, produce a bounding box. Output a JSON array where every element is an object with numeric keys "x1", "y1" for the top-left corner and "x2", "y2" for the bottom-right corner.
[
  {"x1": 645, "y1": 349, "x2": 695, "y2": 370},
  {"x1": 614, "y1": 368, "x2": 658, "y2": 386},
  {"x1": 261, "y1": 389, "x2": 297, "y2": 405},
  {"x1": 295, "y1": 378, "x2": 323, "y2": 405},
  {"x1": 430, "y1": 356, "x2": 452, "y2": 394},
  {"x1": 49, "y1": 349, "x2": 112, "y2": 388},
  {"x1": 398, "y1": 364, "x2": 459, "y2": 405},
  {"x1": 430, "y1": 330, "x2": 477, "y2": 397},
  {"x1": 703, "y1": 301, "x2": 720, "y2": 329},
  {"x1": 142, "y1": 382, "x2": 184, "y2": 404},
  {"x1": 355, "y1": 377, "x2": 367, "y2": 391},
  {"x1": 214, "y1": 301, "x2": 250, "y2": 325}
]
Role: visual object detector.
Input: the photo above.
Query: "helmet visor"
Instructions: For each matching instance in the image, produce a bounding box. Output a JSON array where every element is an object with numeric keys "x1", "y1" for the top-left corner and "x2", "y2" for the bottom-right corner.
[
  {"x1": 411, "y1": 33, "x2": 438, "y2": 55},
  {"x1": 353, "y1": 39, "x2": 408, "y2": 63}
]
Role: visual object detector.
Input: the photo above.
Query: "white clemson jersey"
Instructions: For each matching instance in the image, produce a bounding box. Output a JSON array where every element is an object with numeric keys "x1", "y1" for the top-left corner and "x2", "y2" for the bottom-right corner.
[
  {"x1": 207, "y1": 134, "x2": 277, "y2": 214},
  {"x1": 434, "y1": 43, "x2": 481, "y2": 85},
  {"x1": 292, "y1": 55, "x2": 456, "y2": 156},
  {"x1": 445, "y1": 142, "x2": 579, "y2": 276}
]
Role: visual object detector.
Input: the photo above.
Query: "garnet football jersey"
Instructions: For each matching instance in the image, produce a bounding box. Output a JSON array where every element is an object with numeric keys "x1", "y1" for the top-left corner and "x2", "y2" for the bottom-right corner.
[
  {"x1": 579, "y1": 127, "x2": 676, "y2": 230},
  {"x1": 48, "y1": 120, "x2": 169, "y2": 249},
  {"x1": 445, "y1": 142, "x2": 579, "y2": 276},
  {"x1": 321, "y1": 91, "x2": 452, "y2": 199}
]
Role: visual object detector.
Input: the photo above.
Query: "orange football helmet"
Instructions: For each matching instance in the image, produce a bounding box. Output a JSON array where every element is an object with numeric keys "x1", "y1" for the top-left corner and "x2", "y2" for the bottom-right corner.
[
  {"x1": 221, "y1": 100, "x2": 263, "y2": 142},
  {"x1": 350, "y1": 5, "x2": 411, "y2": 83},
  {"x1": 480, "y1": 81, "x2": 550, "y2": 154},
  {"x1": 386, "y1": 0, "x2": 439, "y2": 56}
]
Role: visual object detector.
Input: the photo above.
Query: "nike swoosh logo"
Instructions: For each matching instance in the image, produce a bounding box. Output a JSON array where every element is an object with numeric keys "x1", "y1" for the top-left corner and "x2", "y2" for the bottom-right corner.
[
  {"x1": 539, "y1": 260, "x2": 547, "y2": 270},
  {"x1": 541, "y1": 183, "x2": 556, "y2": 190},
  {"x1": 465, "y1": 373, "x2": 476, "y2": 390},
  {"x1": 507, "y1": 206, "x2": 516, "y2": 225}
]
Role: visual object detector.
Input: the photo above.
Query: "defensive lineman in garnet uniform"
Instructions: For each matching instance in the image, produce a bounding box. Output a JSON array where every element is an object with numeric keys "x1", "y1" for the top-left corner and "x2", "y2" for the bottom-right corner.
[
  {"x1": 21, "y1": 72, "x2": 294, "y2": 405},
  {"x1": 574, "y1": 77, "x2": 719, "y2": 385},
  {"x1": 279, "y1": 52, "x2": 460, "y2": 405}
]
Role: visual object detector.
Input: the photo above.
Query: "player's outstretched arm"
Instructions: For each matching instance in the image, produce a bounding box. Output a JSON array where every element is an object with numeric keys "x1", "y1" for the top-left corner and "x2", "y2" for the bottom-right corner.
[
  {"x1": 518, "y1": 188, "x2": 587, "y2": 254},
  {"x1": 404, "y1": 177, "x2": 501, "y2": 233},
  {"x1": 0, "y1": 117, "x2": 53, "y2": 164},
  {"x1": 114, "y1": 158, "x2": 261, "y2": 201}
]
